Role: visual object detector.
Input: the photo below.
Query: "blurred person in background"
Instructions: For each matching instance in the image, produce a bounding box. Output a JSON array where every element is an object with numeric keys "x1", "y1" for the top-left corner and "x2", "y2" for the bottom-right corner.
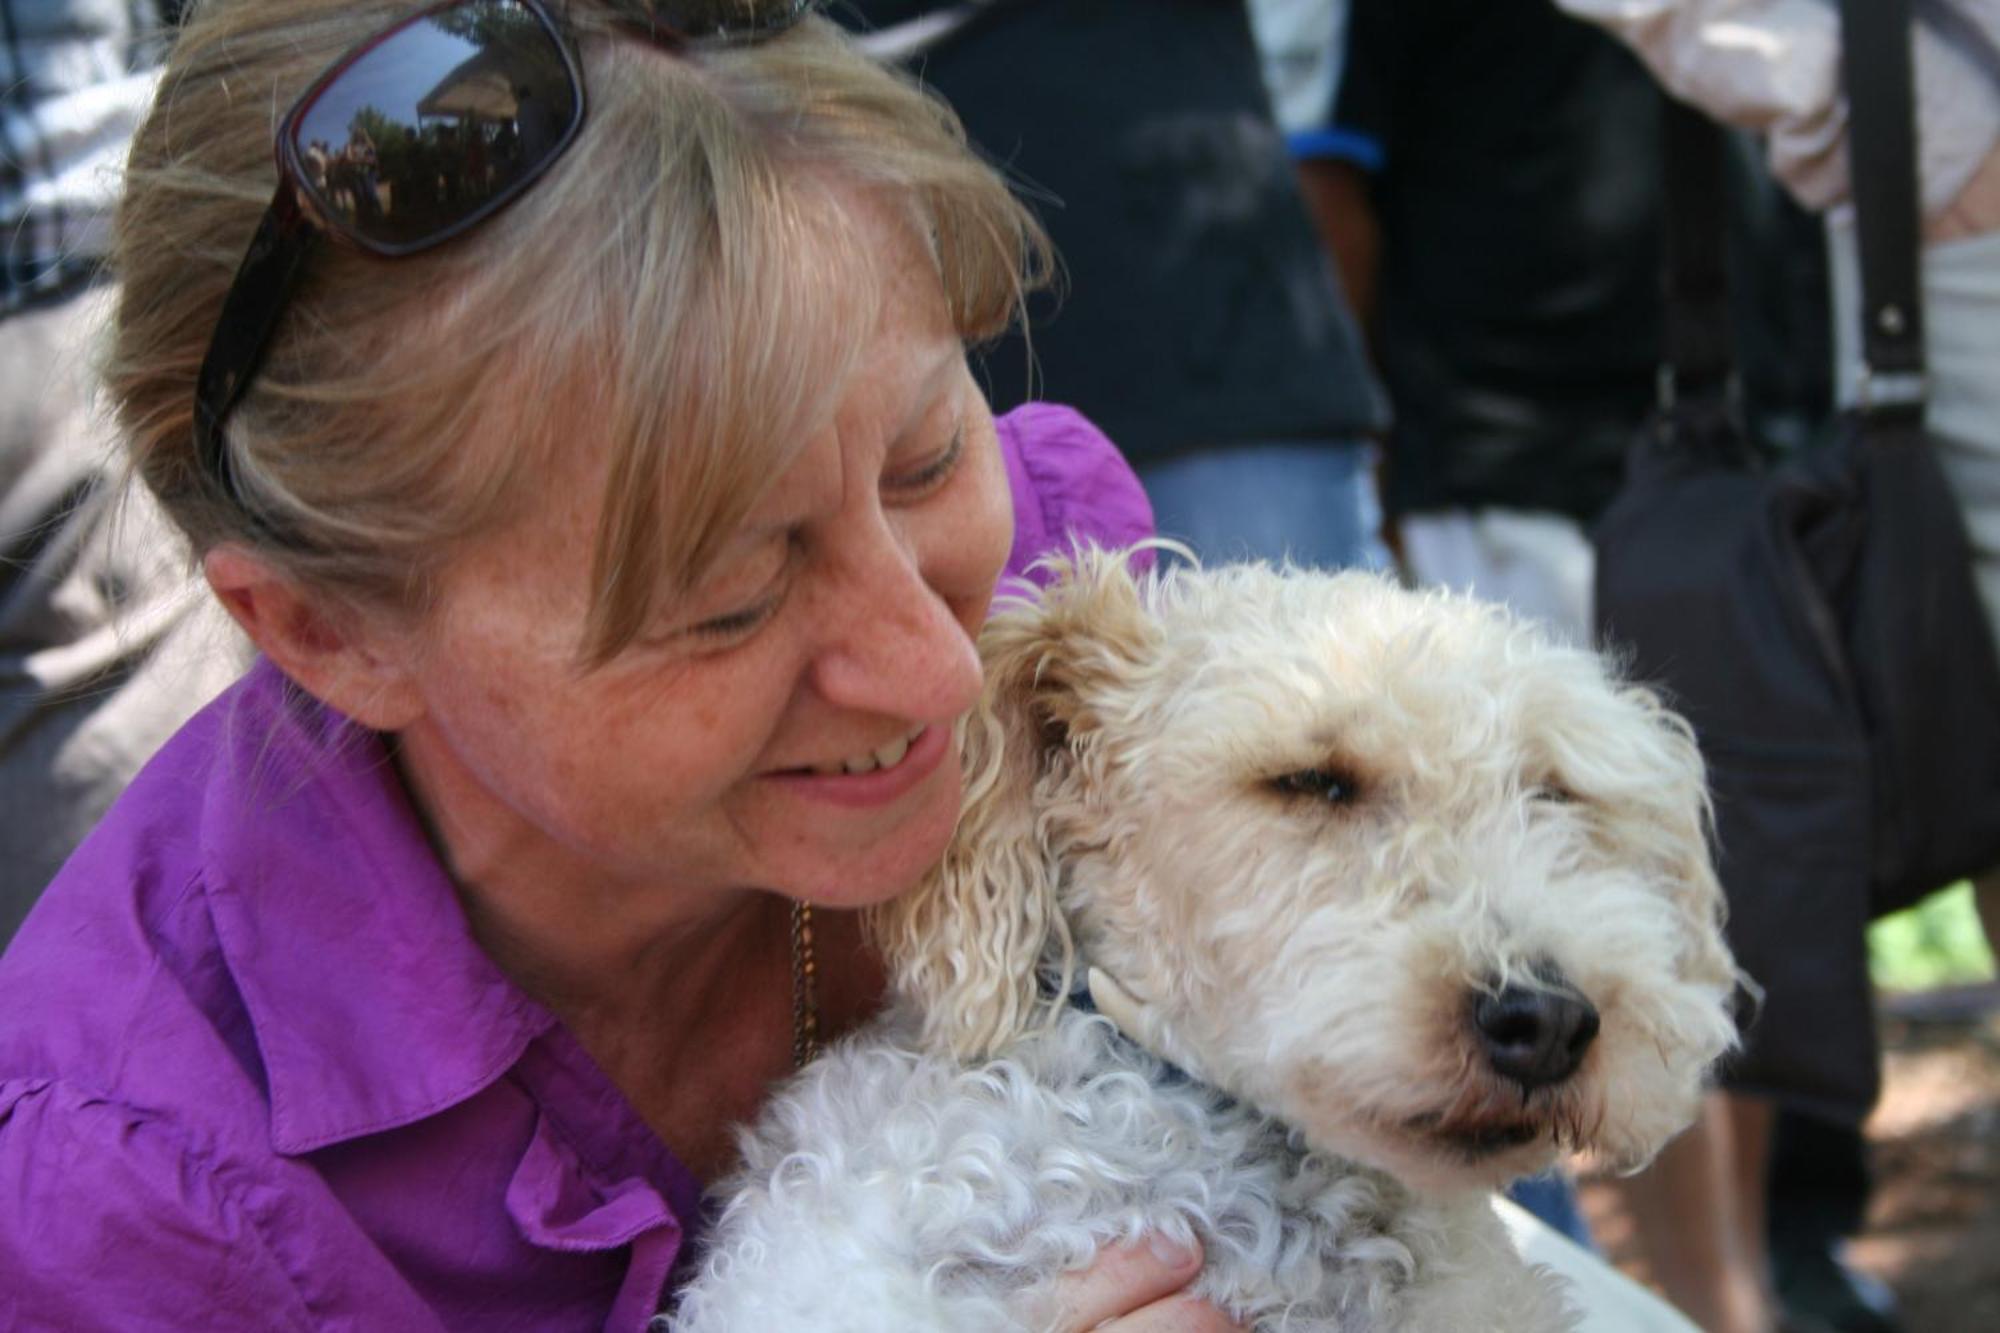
[
  {"x1": 1564, "y1": 0, "x2": 2000, "y2": 957},
  {"x1": 1558, "y1": 9, "x2": 2000, "y2": 1333},
  {"x1": 1288, "y1": 0, "x2": 1673, "y2": 639},
  {"x1": 1, "y1": 0, "x2": 245, "y2": 947},
  {"x1": 841, "y1": 0, "x2": 1391, "y2": 571}
]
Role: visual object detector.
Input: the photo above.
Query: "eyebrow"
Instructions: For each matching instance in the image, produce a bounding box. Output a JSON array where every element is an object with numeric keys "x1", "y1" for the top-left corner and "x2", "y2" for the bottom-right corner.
[
  {"x1": 889, "y1": 338, "x2": 969, "y2": 441},
  {"x1": 732, "y1": 338, "x2": 964, "y2": 547}
]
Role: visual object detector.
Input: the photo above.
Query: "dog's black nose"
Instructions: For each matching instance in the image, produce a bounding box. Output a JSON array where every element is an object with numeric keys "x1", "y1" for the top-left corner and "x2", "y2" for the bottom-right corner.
[{"x1": 1473, "y1": 984, "x2": 1599, "y2": 1089}]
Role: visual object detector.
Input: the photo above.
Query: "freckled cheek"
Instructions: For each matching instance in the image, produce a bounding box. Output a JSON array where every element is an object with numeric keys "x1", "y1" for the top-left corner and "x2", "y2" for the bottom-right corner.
[
  {"x1": 491, "y1": 660, "x2": 784, "y2": 831},
  {"x1": 617, "y1": 695, "x2": 770, "y2": 794},
  {"x1": 528, "y1": 712, "x2": 768, "y2": 845}
]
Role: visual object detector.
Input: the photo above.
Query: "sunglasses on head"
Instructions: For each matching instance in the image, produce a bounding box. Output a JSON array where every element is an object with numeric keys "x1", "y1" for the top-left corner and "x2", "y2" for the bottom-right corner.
[{"x1": 193, "y1": 0, "x2": 820, "y2": 509}]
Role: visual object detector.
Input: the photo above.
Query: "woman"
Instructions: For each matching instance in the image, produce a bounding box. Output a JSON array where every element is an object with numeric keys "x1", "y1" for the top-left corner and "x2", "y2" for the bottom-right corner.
[{"x1": 0, "y1": 2, "x2": 1226, "y2": 1327}]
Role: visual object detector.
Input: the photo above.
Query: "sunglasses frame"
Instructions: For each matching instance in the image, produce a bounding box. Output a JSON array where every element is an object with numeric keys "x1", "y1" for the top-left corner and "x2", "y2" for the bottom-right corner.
[{"x1": 192, "y1": 0, "x2": 818, "y2": 506}]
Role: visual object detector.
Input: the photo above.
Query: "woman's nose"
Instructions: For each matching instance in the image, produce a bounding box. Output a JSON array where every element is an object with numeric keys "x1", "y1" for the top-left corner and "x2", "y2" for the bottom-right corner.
[{"x1": 808, "y1": 528, "x2": 985, "y2": 725}]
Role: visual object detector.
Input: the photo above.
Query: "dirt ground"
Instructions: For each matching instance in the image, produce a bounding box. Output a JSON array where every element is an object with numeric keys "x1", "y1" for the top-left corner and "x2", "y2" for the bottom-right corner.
[
  {"x1": 1844, "y1": 987, "x2": 2000, "y2": 1333},
  {"x1": 1581, "y1": 984, "x2": 2000, "y2": 1332}
]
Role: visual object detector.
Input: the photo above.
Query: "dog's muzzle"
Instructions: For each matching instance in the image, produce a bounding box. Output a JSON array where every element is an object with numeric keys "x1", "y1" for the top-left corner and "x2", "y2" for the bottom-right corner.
[{"x1": 1471, "y1": 972, "x2": 1600, "y2": 1091}]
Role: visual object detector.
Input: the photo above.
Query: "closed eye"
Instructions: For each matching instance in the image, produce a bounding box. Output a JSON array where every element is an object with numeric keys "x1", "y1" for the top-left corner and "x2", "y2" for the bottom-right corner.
[
  {"x1": 885, "y1": 423, "x2": 964, "y2": 497},
  {"x1": 690, "y1": 597, "x2": 781, "y2": 640},
  {"x1": 1271, "y1": 768, "x2": 1360, "y2": 804},
  {"x1": 670, "y1": 537, "x2": 798, "y2": 647}
]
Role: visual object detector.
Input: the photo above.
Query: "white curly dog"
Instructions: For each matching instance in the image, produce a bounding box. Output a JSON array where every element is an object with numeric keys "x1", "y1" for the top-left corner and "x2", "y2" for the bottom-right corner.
[{"x1": 668, "y1": 549, "x2": 1741, "y2": 1332}]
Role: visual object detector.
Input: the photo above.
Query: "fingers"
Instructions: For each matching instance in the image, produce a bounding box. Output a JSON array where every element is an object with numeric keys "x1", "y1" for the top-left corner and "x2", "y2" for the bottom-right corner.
[
  {"x1": 1048, "y1": 1235, "x2": 1245, "y2": 1332},
  {"x1": 1049, "y1": 1235, "x2": 1200, "y2": 1330},
  {"x1": 1098, "y1": 1292, "x2": 1248, "y2": 1333}
]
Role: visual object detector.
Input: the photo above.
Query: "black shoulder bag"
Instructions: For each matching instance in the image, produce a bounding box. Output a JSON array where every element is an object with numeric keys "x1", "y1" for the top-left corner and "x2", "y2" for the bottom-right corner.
[{"x1": 1591, "y1": 0, "x2": 2000, "y2": 1121}]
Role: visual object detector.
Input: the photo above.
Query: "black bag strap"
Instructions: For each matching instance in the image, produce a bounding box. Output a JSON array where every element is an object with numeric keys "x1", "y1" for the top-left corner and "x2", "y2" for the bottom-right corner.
[
  {"x1": 1838, "y1": 0, "x2": 1928, "y2": 418},
  {"x1": 1658, "y1": 93, "x2": 1736, "y2": 408},
  {"x1": 1657, "y1": 0, "x2": 1928, "y2": 423}
]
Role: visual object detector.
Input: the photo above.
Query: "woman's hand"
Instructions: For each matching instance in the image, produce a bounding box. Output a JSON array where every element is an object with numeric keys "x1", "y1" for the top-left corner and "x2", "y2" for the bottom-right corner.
[{"x1": 1049, "y1": 1236, "x2": 1246, "y2": 1332}]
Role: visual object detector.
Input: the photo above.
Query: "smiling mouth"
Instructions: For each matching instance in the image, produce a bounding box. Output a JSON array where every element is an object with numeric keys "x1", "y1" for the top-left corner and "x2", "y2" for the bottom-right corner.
[{"x1": 795, "y1": 725, "x2": 929, "y2": 777}]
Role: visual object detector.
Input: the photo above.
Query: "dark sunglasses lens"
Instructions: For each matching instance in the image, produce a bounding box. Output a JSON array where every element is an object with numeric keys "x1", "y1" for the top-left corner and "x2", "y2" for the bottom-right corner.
[{"x1": 289, "y1": 0, "x2": 578, "y2": 252}]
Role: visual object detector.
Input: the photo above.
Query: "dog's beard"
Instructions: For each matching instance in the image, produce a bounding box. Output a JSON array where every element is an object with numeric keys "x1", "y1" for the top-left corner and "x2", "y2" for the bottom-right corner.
[
  {"x1": 1279, "y1": 1078, "x2": 1590, "y2": 1192},
  {"x1": 1397, "y1": 1064, "x2": 1603, "y2": 1168}
]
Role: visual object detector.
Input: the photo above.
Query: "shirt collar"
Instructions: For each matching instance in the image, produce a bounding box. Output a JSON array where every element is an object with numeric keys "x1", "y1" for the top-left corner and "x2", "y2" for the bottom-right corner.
[{"x1": 199, "y1": 659, "x2": 556, "y2": 1155}]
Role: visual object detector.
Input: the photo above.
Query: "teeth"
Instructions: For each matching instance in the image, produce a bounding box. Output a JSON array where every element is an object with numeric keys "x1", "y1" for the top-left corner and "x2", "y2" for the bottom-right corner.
[{"x1": 829, "y1": 727, "x2": 924, "y2": 777}]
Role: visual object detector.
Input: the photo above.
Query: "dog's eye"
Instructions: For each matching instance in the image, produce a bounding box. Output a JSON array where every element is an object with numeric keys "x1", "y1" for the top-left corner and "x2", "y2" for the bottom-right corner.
[
  {"x1": 1272, "y1": 768, "x2": 1358, "y2": 804},
  {"x1": 1531, "y1": 783, "x2": 1579, "y2": 805}
]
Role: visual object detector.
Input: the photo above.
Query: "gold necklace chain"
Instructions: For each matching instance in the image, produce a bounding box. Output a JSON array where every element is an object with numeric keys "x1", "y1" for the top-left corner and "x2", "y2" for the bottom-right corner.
[{"x1": 789, "y1": 899, "x2": 819, "y2": 1069}]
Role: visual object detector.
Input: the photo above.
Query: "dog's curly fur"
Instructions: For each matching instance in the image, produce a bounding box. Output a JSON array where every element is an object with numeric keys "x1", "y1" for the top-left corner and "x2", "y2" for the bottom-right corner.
[{"x1": 667, "y1": 550, "x2": 1740, "y2": 1332}]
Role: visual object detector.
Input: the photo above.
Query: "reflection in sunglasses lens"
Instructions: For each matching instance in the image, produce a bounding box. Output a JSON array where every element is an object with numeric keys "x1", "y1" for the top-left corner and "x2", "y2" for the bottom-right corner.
[{"x1": 291, "y1": 0, "x2": 577, "y2": 251}]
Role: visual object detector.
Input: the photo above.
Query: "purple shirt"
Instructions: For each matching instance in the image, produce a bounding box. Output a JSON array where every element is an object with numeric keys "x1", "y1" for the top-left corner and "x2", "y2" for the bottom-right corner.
[{"x1": 0, "y1": 405, "x2": 1151, "y2": 1332}]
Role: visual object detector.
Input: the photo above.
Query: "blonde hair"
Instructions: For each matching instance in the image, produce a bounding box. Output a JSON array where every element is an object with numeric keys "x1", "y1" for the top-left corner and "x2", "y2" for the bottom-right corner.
[{"x1": 109, "y1": 1, "x2": 1051, "y2": 662}]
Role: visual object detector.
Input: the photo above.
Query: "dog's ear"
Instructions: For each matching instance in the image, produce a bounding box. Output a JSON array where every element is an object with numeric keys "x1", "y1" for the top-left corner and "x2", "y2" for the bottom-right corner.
[
  {"x1": 867, "y1": 546, "x2": 1161, "y2": 1059},
  {"x1": 1629, "y1": 696, "x2": 1739, "y2": 993},
  {"x1": 1533, "y1": 663, "x2": 1737, "y2": 992}
]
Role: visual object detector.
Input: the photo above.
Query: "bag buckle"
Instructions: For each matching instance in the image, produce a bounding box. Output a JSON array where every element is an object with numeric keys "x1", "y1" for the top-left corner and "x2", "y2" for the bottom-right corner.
[{"x1": 1854, "y1": 367, "x2": 1929, "y2": 413}]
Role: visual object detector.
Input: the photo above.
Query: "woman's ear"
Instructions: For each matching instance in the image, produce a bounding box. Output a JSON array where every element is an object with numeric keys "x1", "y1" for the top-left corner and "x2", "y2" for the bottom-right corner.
[
  {"x1": 203, "y1": 546, "x2": 425, "y2": 731},
  {"x1": 867, "y1": 545, "x2": 1161, "y2": 1059}
]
